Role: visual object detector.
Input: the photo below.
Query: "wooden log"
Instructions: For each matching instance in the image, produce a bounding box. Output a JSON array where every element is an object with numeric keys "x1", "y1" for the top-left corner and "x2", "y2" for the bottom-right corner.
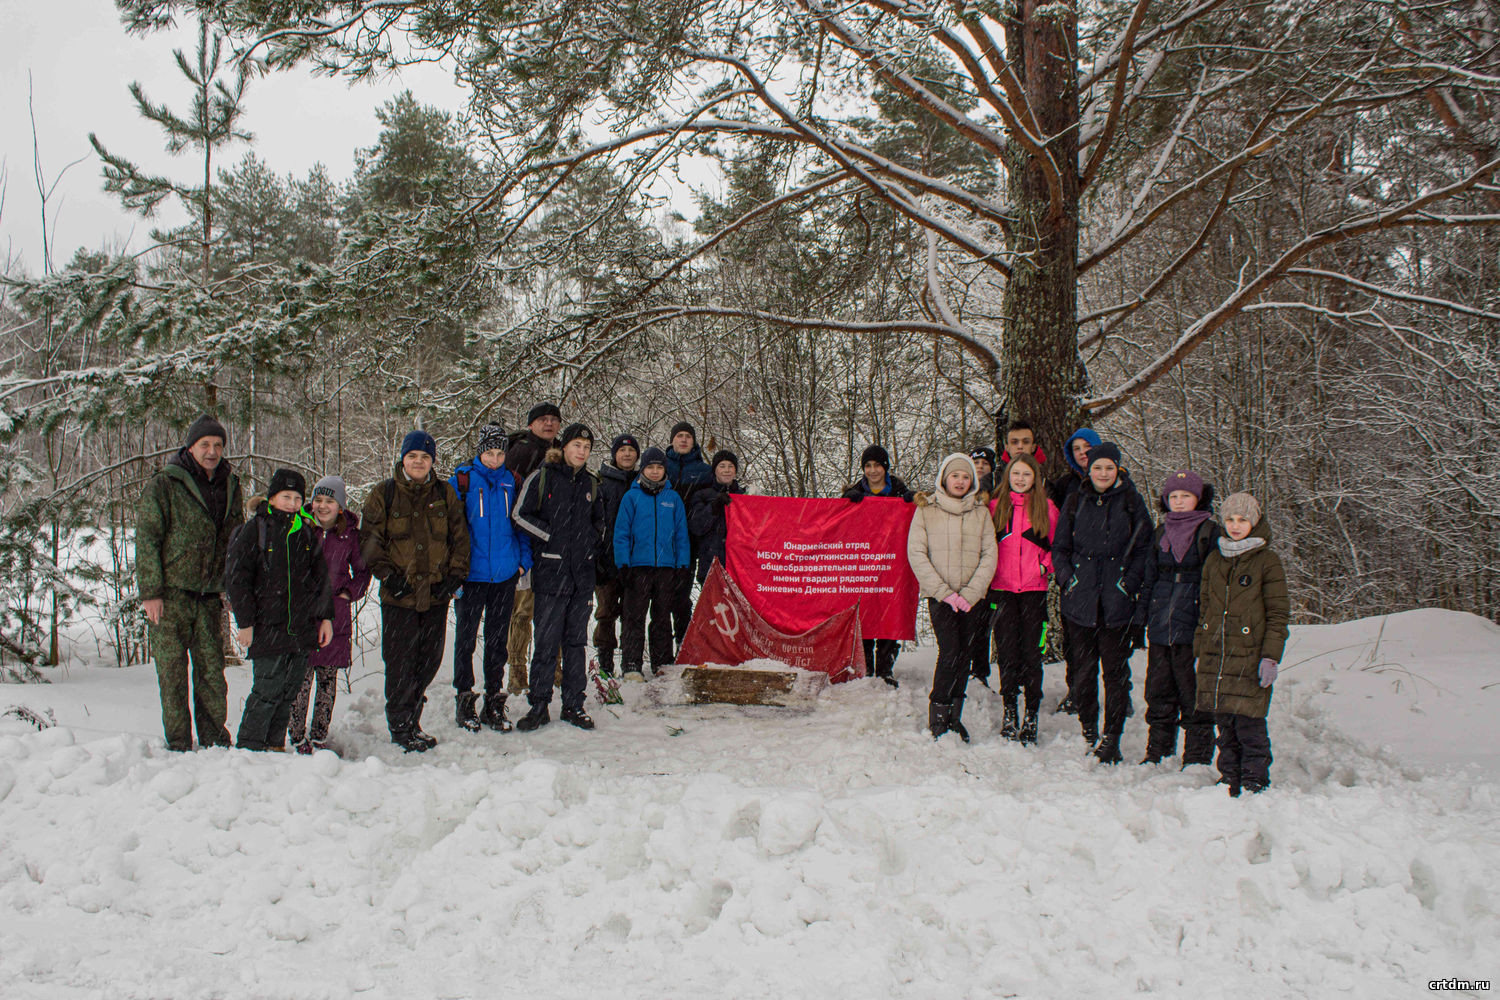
[{"x1": 679, "y1": 664, "x2": 828, "y2": 707}]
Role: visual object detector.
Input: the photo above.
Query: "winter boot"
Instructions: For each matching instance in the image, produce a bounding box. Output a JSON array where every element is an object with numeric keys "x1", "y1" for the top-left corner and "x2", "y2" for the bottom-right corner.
[
  {"x1": 480, "y1": 693, "x2": 513, "y2": 733},
  {"x1": 1180, "y1": 724, "x2": 1215, "y2": 767},
  {"x1": 560, "y1": 706, "x2": 595, "y2": 730},
  {"x1": 411, "y1": 697, "x2": 437, "y2": 749},
  {"x1": 597, "y1": 650, "x2": 616, "y2": 678},
  {"x1": 1140, "y1": 724, "x2": 1176, "y2": 764},
  {"x1": 1055, "y1": 693, "x2": 1078, "y2": 715},
  {"x1": 876, "y1": 644, "x2": 900, "y2": 688},
  {"x1": 456, "y1": 692, "x2": 482, "y2": 733},
  {"x1": 949, "y1": 696, "x2": 970, "y2": 744},
  {"x1": 928, "y1": 701, "x2": 951, "y2": 740},
  {"x1": 1000, "y1": 697, "x2": 1020, "y2": 742},
  {"x1": 1093, "y1": 733, "x2": 1123, "y2": 765},
  {"x1": 516, "y1": 703, "x2": 551, "y2": 732},
  {"x1": 391, "y1": 727, "x2": 430, "y2": 753},
  {"x1": 1080, "y1": 715, "x2": 1099, "y2": 747},
  {"x1": 1020, "y1": 693, "x2": 1040, "y2": 746}
]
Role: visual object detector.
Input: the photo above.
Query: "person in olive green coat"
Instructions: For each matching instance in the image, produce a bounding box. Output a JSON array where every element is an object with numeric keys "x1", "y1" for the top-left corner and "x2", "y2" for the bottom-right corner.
[
  {"x1": 135, "y1": 414, "x2": 245, "y2": 751},
  {"x1": 361, "y1": 430, "x2": 471, "y2": 751},
  {"x1": 1193, "y1": 492, "x2": 1288, "y2": 795}
]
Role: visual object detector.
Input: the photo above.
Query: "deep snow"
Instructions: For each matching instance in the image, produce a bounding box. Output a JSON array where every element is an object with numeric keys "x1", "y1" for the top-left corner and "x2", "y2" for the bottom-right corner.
[{"x1": 1, "y1": 608, "x2": 1497, "y2": 999}]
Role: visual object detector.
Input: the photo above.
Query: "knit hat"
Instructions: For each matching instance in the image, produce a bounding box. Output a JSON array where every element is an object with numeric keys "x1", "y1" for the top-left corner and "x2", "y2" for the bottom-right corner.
[
  {"x1": 969, "y1": 446, "x2": 998, "y2": 469},
  {"x1": 1063, "y1": 427, "x2": 1103, "y2": 475},
  {"x1": 611, "y1": 434, "x2": 641, "y2": 459},
  {"x1": 1161, "y1": 470, "x2": 1205, "y2": 507},
  {"x1": 640, "y1": 447, "x2": 668, "y2": 469},
  {"x1": 860, "y1": 445, "x2": 890, "y2": 471},
  {"x1": 1087, "y1": 441, "x2": 1122, "y2": 471},
  {"x1": 1221, "y1": 492, "x2": 1262, "y2": 527},
  {"x1": 669, "y1": 421, "x2": 697, "y2": 444},
  {"x1": 401, "y1": 430, "x2": 436, "y2": 459},
  {"x1": 477, "y1": 423, "x2": 508, "y2": 454},
  {"x1": 311, "y1": 475, "x2": 347, "y2": 510},
  {"x1": 527, "y1": 402, "x2": 562, "y2": 426},
  {"x1": 184, "y1": 413, "x2": 228, "y2": 449},
  {"x1": 268, "y1": 468, "x2": 307, "y2": 499},
  {"x1": 560, "y1": 423, "x2": 593, "y2": 447},
  {"x1": 936, "y1": 453, "x2": 980, "y2": 496},
  {"x1": 710, "y1": 450, "x2": 739, "y2": 473}
]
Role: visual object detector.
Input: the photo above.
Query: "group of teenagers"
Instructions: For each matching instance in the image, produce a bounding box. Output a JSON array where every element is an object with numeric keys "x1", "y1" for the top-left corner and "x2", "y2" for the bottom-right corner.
[{"x1": 135, "y1": 405, "x2": 1288, "y2": 795}]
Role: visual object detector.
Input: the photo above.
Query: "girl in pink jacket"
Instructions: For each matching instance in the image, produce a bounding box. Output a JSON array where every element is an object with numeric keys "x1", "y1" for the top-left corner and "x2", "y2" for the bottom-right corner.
[{"x1": 986, "y1": 453, "x2": 1059, "y2": 744}]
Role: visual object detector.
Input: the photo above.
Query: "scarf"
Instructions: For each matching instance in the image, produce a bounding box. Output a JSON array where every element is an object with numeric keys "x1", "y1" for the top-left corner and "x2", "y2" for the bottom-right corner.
[
  {"x1": 1217, "y1": 535, "x2": 1266, "y2": 559},
  {"x1": 1160, "y1": 509, "x2": 1212, "y2": 562}
]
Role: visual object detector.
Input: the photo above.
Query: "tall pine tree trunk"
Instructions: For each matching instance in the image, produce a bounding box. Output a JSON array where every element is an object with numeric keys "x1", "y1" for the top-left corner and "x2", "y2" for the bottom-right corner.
[{"x1": 1000, "y1": 0, "x2": 1084, "y2": 475}]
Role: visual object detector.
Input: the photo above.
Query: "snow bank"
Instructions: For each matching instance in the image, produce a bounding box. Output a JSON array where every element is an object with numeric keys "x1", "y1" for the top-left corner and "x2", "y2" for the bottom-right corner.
[{"x1": 0, "y1": 609, "x2": 1496, "y2": 998}]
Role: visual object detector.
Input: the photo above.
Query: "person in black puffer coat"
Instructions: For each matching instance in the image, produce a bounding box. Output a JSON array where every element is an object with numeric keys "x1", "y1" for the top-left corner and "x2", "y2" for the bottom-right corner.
[
  {"x1": 1052, "y1": 442, "x2": 1152, "y2": 764},
  {"x1": 512, "y1": 424, "x2": 606, "y2": 731},
  {"x1": 689, "y1": 450, "x2": 746, "y2": 583},
  {"x1": 1140, "y1": 470, "x2": 1221, "y2": 766},
  {"x1": 593, "y1": 434, "x2": 640, "y2": 676},
  {"x1": 842, "y1": 444, "x2": 914, "y2": 686}
]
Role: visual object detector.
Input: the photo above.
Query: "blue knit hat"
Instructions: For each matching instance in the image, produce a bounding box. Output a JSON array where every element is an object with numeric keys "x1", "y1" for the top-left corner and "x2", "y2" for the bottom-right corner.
[
  {"x1": 1063, "y1": 428, "x2": 1103, "y2": 475},
  {"x1": 401, "y1": 430, "x2": 436, "y2": 459}
]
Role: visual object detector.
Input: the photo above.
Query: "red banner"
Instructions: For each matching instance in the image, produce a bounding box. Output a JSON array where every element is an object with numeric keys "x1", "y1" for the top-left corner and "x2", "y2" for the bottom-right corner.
[
  {"x1": 676, "y1": 560, "x2": 866, "y2": 682},
  {"x1": 725, "y1": 495, "x2": 919, "y2": 640}
]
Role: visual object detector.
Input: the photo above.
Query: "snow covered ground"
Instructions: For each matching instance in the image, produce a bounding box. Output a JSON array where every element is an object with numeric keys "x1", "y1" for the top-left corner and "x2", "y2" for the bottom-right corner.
[{"x1": 1, "y1": 608, "x2": 1496, "y2": 999}]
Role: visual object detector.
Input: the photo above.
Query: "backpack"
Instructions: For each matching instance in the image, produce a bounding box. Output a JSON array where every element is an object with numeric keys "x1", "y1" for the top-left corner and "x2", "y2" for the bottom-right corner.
[{"x1": 227, "y1": 516, "x2": 268, "y2": 559}]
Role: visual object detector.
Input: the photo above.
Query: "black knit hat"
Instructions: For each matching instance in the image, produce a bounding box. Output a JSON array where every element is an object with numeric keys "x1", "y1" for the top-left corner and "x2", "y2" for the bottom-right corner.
[
  {"x1": 185, "y1": 413, "x2": 228, "y2": 449},
  {"x1": 669, "y1": 421, "x2": 697, "y2": 444},
  {"x1": 969, "y1": 446, "x2": 998, "y2": 469},
  {"x1": 859, "y1": 445, "x2": 890, "y2": 471},
  {"x1": 477, "y1": 423, "x2": 508, "y2": 454},
  {"x1": 560, "y1": 423, "x2": 593, "y2": 447},
  {"x1": 268, "y1": 468, "x2": 307, "y2": 499},
  {"x1": 611, "y1": 434, "x2": 641, "y2": 459},
  {"x1": 640, "y1": 447, "x2": 668, "y2": 469},
  {"x1": 710, "y1": 450, "x2": 739, "y2": 473},
  {"x1": 527, "y1": 402, "x2": 562, "y2": 426},
  {"x1": 1088, "y1": 441, "x2": 1123, "y2": 470}
]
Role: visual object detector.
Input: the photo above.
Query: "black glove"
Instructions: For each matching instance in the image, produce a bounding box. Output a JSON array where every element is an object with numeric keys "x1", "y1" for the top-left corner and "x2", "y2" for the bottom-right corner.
[
  {"x1": 1130, "y1": 624, "x2": 1146, "y2": 651},
  {"x1": 715, "y1": 491, "x2": 731, "y2": 508},
  {"x1": 385, "y1": 572, "x2": 413, "y2": 599},
  {"x1": 433, "y1": 575, "x2": 465, "y2": 604},
  {"x1": 902, "y1": 492, "x2": 914, "y2": 503},
  {"x1": 617, "y1": 566, "x2": 635, "y2": 588},
  {"x1": 846, "y1": 490, "x2": 864, "y2": 503}
]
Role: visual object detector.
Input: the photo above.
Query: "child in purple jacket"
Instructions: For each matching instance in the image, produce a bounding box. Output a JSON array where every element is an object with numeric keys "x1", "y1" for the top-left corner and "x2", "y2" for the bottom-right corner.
[{"x1": 288, "y1": 476, "x2": 371, "y2": 753}]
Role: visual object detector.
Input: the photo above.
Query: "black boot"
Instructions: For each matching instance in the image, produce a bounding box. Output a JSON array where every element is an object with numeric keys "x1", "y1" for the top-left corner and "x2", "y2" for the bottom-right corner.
[
  {"x1": 480, "y1": 693, "x2": 512, "y2": 732},
  {"x1": 877, "y1": 644, "x2": 900, "y2": 688},
  {"x1": 1080, "y1": 715, "x2": 1099, "y2": 747},
  {"x1": 1020, "y1": 692, "x2": 1039, "y2": 746},
  {"x1": 391, "y1": 729, "x2": 431, "y2": 753},
  {"x1": 1093, "y1": 733, "x2": 1123, "y2": 764},
  {"x1": 516, "y1": 703, "x2": 550, "y2": 732},
  {"x1": 411, "y1": 697, "x2": 437, "y2": 749},
  {"x1": 560, "y1": 706, "x2": 595, "y2": 730},
  {"x1": 928, "y1": 700, "x2": 951, "y2": 740},
  {"x1": 1000, "y1": 697, "x2": 1020, "y2": 741},
  {"x1": 1055, "y1": 693, "x2": 1078, "y2": 715},
  {"x1": 597, "y1": 650, "x2": 615, "y2": 678},
  {"x1": 950, "y1": 696, "x2": 970, "y2": 743},
  {"x1": 1181, "y1": 724, "x2": 1215, "y2": 767},
  {"x1": 455, "y1": 692, "x2": 481, "y2": 733},
  {"x1": 1140, "y1": 724, "x2": 1176, "y2": 764}
]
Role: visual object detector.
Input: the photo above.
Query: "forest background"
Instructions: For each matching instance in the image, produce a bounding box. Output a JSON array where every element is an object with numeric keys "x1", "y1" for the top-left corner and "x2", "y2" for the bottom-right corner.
[{"x1": 1, "y1": 0, "x2": 1496, "y2": 680}]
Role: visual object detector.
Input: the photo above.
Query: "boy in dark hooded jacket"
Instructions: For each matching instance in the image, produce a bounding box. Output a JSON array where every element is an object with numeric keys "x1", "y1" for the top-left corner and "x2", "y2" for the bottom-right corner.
[
  {"x1": 593, "y1": 434, "x2": 640, "y2": 676},
  {"x1": 1140, "y1": 470, "x2": 1220, "y2": 766},
  {"x1": 663, "y1": 421, "x2": 713, "y2": 645},
  {"x1": 688, "y1": 450, "x2": 745, "y2": 583},
  {"x1": 227, "y1": 469, "x2": 334, "y2": 751}
]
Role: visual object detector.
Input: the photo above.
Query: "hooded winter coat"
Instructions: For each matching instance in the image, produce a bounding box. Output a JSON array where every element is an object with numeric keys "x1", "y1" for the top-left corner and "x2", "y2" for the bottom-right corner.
[
  {"x1": 688, "y1": 478, "x2": 745, "y2": 578},
  {"x1": 596, "y1": 462, "x2": 639, "y2": 579},
  {"x1": 136, "y1": 450, "x2": 245, "y2": 599},
  {"x1": 225, "y1": 501, "x2": 335, "y2": 659},
  {"x1": 842, "y1": 473, "x2": 914, "y2": 502},
  {"x1": 361, "y1": 465, "x2": 471, "y2": 611},
  {"x1": 906, "y1": 455, "x2": 999, "y2": 608},
  {"x1": 1194, "y1": 519, "x2": 1289, "y2": 719},
  {"x1": 615, "y1": 477, "x2": 691, "y2": 570},
  {"x1": 1052, "y1": 468, "x2": 1152, "y2": 628},
  {"x1": 307, "y1": 509, "x2": 371, "y2": 669},
  {"x1": 988, "y1": 492, "x2": 1059, "y2": 593},
  {"x1": 663, "y1": 444, "x2": 712, "y2": 498},
  {"x1": 1141, "y1": 487, "x2": 1220, "y2": 647},
  {"x1": 513, "y1": 449, "x2": 605, "y2": 594},
  {"x1": 1047, "y1": 430, "x2": 1100, "y2": 508},
  {"x1": 450, "y1": 457, "x2": 532, "y2": 584}
]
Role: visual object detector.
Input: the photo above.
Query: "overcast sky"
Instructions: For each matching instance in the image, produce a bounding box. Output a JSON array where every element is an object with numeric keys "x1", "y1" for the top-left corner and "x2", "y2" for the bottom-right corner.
[{"x1": 0, "y1": 0, "x2": 467, "y2": 274}]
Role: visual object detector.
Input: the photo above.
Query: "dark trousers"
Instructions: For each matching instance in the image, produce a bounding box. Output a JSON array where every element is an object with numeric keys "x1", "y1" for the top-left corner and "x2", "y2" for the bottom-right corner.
[
  {"x1": 1145, "y1": 643, "x2": 1214, "y2": 758},
  {"x1": 1215, "y1": 712, "x2": 1272, "y2": 789},
  {"x1": 237, "y1": 652, "x2": 308, "y2": 750},
  {"x1": 994, "y1": 590, "x2": 1047, "y2": 707},
  {"x1": 593, "y1": 577, "x2": 623, "y2": 656},
  {"x1": 967, "y1": 597, "x2": 996, "y2": 683},
  {"x1": 383, "y1": 602, "x2": 449, "y2": 735},
  {"x1": 928, "y1": 598, "x2": 978, "y2": 705},
  {"x1": 453, "y1": 577, "x2": 518, "y2": 697},
  {"x1": 288, "y1": 663, "x2": 340, "y2": 745},
  {"x1": 621, "y1": 567, "x2": 677, "y2": 672},
  {"x1": 530, "y1": 586, "x2": 592, "y2": 712},
  {"x1": 670, "y1": 564, "x2": 695, "y2": 644},
  {"x1": 862, "y1": 638, "x2": 900, "y2": 679},
  {"x1": 1066, "y1": 620, "x2": 1132, "y2": 737}
]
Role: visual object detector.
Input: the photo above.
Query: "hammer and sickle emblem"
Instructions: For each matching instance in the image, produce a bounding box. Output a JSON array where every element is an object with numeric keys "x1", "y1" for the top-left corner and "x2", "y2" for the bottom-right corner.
[{"x1": 712, "y1": 601, "x2": 741, "y2": 639}]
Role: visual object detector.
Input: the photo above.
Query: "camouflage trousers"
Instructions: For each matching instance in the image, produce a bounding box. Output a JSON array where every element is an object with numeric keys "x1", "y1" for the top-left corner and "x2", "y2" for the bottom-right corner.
[{"x1": 150, "y1": 590, "x2": 231, "y2": 750}]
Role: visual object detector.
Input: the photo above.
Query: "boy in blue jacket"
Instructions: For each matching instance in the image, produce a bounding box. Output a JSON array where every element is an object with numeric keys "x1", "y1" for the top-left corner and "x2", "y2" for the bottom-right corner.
[
  {"x1": 451, "y1": 424, "x2": 533, "y2": 733},
  {"x1": 614, "y1": 448, "x2": 690, "y2": 678}
]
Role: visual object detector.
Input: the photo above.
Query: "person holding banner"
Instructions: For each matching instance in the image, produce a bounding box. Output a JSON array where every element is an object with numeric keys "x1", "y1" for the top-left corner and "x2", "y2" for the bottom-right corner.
[
  {"x1": 843, "y1": 444, "x2": 914, "y2": 687},
  {"x1": 689, "y1": 450, "x2": 745, "y2": 583},
  {"x1": 907, "y1": 454, "x2": 998, "y2": 741}
]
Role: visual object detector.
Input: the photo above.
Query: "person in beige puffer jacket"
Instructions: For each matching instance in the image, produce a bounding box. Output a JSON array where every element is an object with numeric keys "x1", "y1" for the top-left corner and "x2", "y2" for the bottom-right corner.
[{"x1": 907, "y1": 453, "x2": 999, "y2": 741}]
